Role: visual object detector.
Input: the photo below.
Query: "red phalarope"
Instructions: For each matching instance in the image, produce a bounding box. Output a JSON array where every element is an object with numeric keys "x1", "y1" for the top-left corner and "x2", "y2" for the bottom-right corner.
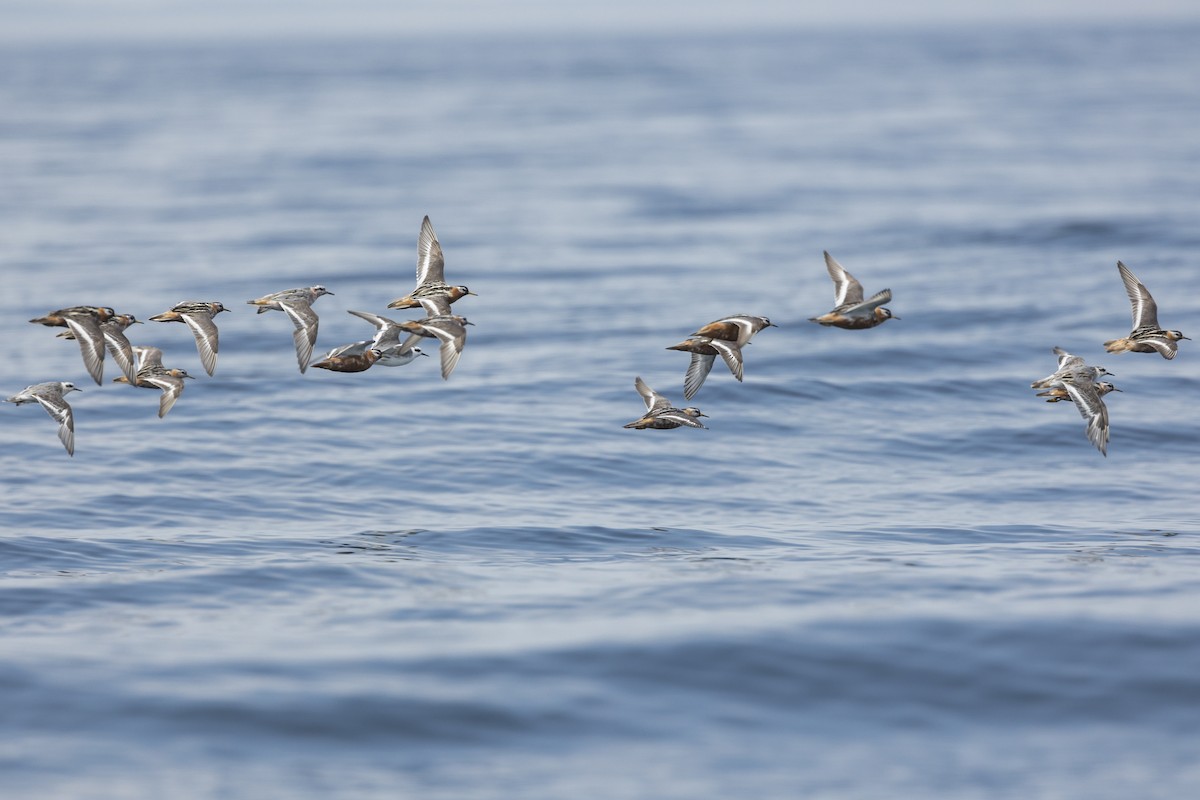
[
  {"x1": 311, "y1": 347, "x2": 386, "y2": 373},
  {"x1": 386, "y1": 216, "x2": 476, "y2": 314},
  {"x1": 5, "y1": 381, "x2": 82, "y2": 456},
  {"x1": 691, "y1": 314, "x2": 775, "y2": 346},
  {"x1": 312, "y1": 310, "x2": 433, "y2": 373},
  {"x1": 1103, "y1": 261, "x2": 1189, "y2": 359},
  {"x1": 29, "y1": 306, "x2": 119, "y2": 385},
  {"x1": 112, "y1": 346, "x2": 195, "y2": 418},
  {"x1": 808, "y1": 251, "x2": 896, "y2": 329},
  {"x1": 149, "y1": 301, "x2": 230, "y2": 376},
  {"x1": 29, "y1": 306, "x2": 116, "y2": 328},
  {"x1": 55, "y1": 312, "x2": 141, "y2": 385},
  {"x1": 623, "y1": 376, "x2": 708, "y2": 430},
  {"x1": 1030, "y1": 347, "x2": 1116, "y2": 456},
  {"x1": 669, "y1": 314, "x2": 775, "y2": 399},
  {"x1": 1030, "y1": 347, "x2": 1114, "y2": 389},
  {"x1": 344, "y1": 310, "x2": 429, "y2": 366},
  {"x1": 246, "y1": 286, "x2": 333, "y2": 373},
  {"x1": 396, "y1": 311, "x2": 472, "y2": 380}
]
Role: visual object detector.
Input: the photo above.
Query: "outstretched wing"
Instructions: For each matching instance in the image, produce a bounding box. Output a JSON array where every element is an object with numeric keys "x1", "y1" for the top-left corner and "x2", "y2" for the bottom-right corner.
[
  {"x1": 133, "y1": 347, "x2": 165, "y2": 374},
  {"x1": 1117, "y1": 261, "x2": 1160, "y2": 331},
  {"x1": 280, "y1": 300, "x2": 320, "y2": 373},
  {"x1": 1062, "y1": 379, "x2": 1110, "y2": 456},
  {"x1": 34, "y1": 391, "x2": 75, "y2": 456},
  {"x1": 634, "y1": 376, "x2": 670, "y2": 412},
  {"x1": 824, "y1": 251, "x2": 864, "y2": 307},
  {"x1": 62, "y1": 315, "x2": 106, "y2": 385},
  {"x1": 143, "y1": 374, "x2": 185, "y2": 418},
  {"x1": 101, "y1": 323, "x2": 139, "y2": 384},
  {"x1": 181, "y1": 312, "x2": 221, "y2": 376},
  {"x1": 415, "y1": 215, "x2": 445, "y2": 286},
  {"x1": 347, "y1": 309, "x2": 389, "y2": 330},
  {"x1": 1051, "y1": 346, "x2": 1084, "y2": 372},
  {"x1": 843, "y1": 288, "x2": 892, "y2": 317},
  {"x1": 347, "y1": 309, "x2": 404, "y2": 347},
  {"x1": 708, "y1": 338, "x2": 744, "y2": 382},
  {"x1": 682, "y1": 352, "x2": 715, "y2": 401},
  {"x1": 421, "y1": 319, "x2": 468, "y2": 380}
]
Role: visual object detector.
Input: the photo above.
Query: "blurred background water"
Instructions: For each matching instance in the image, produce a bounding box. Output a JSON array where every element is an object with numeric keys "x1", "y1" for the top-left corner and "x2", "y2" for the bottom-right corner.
[{"x1": 2, "y1": 20, "x2": 1200, "y2": 799}]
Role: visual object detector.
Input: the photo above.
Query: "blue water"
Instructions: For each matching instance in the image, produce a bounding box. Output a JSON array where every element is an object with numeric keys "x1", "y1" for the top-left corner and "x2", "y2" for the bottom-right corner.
[{"x1": 3, "y1": 24, "x2": 1200, "y2": 798}]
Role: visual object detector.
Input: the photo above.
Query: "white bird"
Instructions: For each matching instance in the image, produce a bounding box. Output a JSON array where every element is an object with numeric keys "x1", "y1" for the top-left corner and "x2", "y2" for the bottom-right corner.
[{"x1": 5, "y1": 381, "x2": 82, "y2": 455}]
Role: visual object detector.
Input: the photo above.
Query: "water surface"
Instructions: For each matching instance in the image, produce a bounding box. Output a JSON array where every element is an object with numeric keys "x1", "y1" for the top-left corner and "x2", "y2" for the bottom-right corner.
[{"x1": 2, "y1": 24, "x2": 1199, "y2": 799}]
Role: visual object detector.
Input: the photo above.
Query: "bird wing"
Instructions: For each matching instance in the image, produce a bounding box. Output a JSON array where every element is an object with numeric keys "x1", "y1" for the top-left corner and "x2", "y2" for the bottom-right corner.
[
  {"x1": 34, "y1": 390, "x2": 75, "y2": 456},
  {"x1": 1138, "y1": 334, "x2": 1178, "y2": 360},
  {"x1": 102, "y1": 324, "x2": 139, "y2": 384},
  {"x1": 655, "y1": 410, "x2": 707, "y2": 429},
  {"x1": 181, "y1": 312, "x2": 221, "y2": 376},
  {"x1": 62, "y1": 315, "x2": 106, "y2": 385},
  {"x1": 418, "y1": 295, "x2": 453, "y2": 317},
  {"x1": 843, "y1": 288, "x2": 892, "y2": 316},
  {"x1": 824, "y1": 251, "x2": 864, "y2": 307},
  {"x1": 683, "y1": 352, "x2": 715, "y2": 401},
  {"x1": 347, "y1": 309, "x2": 403, "y2": 347},
  {"x1": 143, "y1": 373, "x2": 184, "y2": 418},
  {"x1": 280, "y1": 300, "x2": 320, "y2": 373},
  {"x1": 373, "y1": 332, "x2": 427, "y2": 361},
  {"x1": 415, "y1": 215, "x2": 445, "y2": 285},
  {"x1": 1062, "y1": 379, "x2": 1109, "y2": 456},
  {"x1": 707, "y1": 338, "x2": 744, "y2": 382},
  {"x1": 347, "y1": 309, "x2": 389, "y2": 330},
  {"x1": 321, "y1": 339, "x2": 372, "y2": 360},
  {"x1": 706, "y1": 316, "x2": 763, "y2": 347},
  {"x1": 1117, "y1": 261, "x2": 1159, "y2": 331},
  {"x1": 1051, "y1": 347, "x2": 1084, "y2": 371},
  {"x1": 635, "y1": 376, "x2": 669, "y2": 412},
  {"x1": 133, "y1": 346, "x2": 165, "y2": 371},
  {"x1": 421, "y1": 319, "x2": 467, "y2": 380}
]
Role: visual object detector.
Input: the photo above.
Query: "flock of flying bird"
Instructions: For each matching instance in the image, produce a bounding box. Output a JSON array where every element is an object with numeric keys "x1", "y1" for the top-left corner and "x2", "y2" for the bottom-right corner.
[
  {"x1": 624, "y1": 250, "x2": 893, "y2": 430},
  {"x1": 1025, "y1": 260, "x2": 1190, "y2": 455},
  {"x1": 6, "y1": 216, "x2": 474, "y2": 456},
  {"x1": 4, "y1": 216, "x2": 1190, "y2": 458},
  {"x1": 625, "y1": 254, "x2": 1187, "y2": 458}
]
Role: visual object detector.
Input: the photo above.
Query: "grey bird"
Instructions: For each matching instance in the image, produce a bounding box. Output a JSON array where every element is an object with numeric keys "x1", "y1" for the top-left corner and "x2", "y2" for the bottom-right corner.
[
  {"x1": 396, "y1": 313, "x2": 472, "y2": 380},
  {"x1": 1031, "y1": 347, "x2": 1113, "y2": 390},
  {"x1": 343, "y1": 309, "x2": 430, "y2": 367},
  {"x1": 29, "y1": 306, "x2": 117, "y2": 385},
  {"x1": 5, "y1": 381, "x2": 82, "y2": 456},
  {"x1": 623, "y1": 376, "x2": 708, "y2": 430},
  {"x1": 112, "y1": 346, "x2": 195, "y2": 418},
  {"x1": 56, "y1": 312, "x2": 141, "y2": 385},
  {"x1": 247, "y1": 286, "x2": 333, "y2": 373},
  {"x1": 1031, "y1": 348, "x2": 1117, "y2": 456}
]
